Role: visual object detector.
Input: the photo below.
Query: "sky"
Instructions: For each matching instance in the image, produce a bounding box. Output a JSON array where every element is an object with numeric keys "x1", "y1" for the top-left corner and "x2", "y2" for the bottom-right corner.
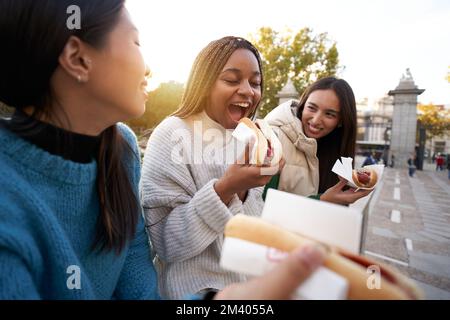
[{"x1": 126, "y1": 0, "x2": 450, "y2": 105}]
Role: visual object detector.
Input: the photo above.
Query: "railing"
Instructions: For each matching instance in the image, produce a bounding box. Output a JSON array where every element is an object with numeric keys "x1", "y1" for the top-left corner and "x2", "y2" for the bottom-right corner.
[{"x1": 350, "y1": 181, "x2": 379, "y2": 254}]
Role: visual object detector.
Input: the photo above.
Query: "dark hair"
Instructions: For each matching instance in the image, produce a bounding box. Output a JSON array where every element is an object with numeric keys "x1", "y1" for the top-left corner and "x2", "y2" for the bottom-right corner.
[
  {"x1": 0, "y1": 0, "x2": 139, "y2": 254},
  {"x1": 295, "y1": 77, "x2": 357, "y2": 193},
  {"x1": 172, "y1": 36, "x2": 263, "y2": 119}
]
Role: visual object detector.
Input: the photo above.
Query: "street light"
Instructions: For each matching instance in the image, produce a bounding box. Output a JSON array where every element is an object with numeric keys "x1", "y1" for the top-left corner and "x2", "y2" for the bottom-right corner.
[
  {"x1": 417, "y1": 121, "x2": 426, "y2": 171},
  {"x1": 383, "y1": 126, "x2": 391, "y2": 166}
]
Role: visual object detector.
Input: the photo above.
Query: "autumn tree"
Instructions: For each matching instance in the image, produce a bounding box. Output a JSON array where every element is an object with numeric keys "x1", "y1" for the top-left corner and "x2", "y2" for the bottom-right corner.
[
  {"x1": 126, "y1": 81, "x2": 184, "y2": 134},
  {"x1": 249, "y1": 27, "x2": 339, "y2": 117},
  {"x1": 0, "y1": 101, "x2": 13, "y2": 117},
  {"x1": 417, "y1": 103, "x2": 450, "y2": 140}
]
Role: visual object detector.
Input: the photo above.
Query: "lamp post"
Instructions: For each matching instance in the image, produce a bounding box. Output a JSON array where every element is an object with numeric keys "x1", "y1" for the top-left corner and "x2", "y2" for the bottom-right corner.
[
  {"x1": 417, "y1": 121, "x2": 426, "y2": 171},
  {"x1": 383, "y1": 126, "x2": 391, "y2": 166}
]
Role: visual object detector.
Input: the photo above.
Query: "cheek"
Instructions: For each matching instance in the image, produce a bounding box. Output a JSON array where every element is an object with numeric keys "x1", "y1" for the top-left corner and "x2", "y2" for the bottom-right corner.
[
  {"x1": 254, "y1": 89, "x2": 262, "y2": 102},
  {"x1": 301, "y1": 110, "x2": 310, "y2": 122},
  {"x1": 210, "y1": 84, "x2": 230, "y2": 108},
  {"x1": 325, "y1": 118, "x2": 339, "y2": 131}
]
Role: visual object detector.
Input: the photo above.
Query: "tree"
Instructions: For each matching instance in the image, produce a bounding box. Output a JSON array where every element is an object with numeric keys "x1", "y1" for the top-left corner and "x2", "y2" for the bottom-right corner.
[
  {"x1": 126, "y1": 81, "x2": 184, "y2": 133},
  {"x1": 249, "y1": 27, "x2": 339, "y2": 117},
  {"x1": 417, "y1": 103, "x2": 450, "y2": 140},
  {"x1": 0, "y1": 101, "x2": 13, "y2": 117}
]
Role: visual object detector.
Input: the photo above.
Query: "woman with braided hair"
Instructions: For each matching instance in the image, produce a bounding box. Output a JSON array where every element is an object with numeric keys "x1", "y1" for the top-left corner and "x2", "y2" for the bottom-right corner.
[{"x1": 140, "y1": 36, "x2": 284, "y2": 299}]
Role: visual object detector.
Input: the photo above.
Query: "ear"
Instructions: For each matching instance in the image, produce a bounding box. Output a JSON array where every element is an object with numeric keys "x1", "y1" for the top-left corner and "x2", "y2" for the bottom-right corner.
[{"x1": 58, "y1": 36, "x2": 93, "y2": 83}]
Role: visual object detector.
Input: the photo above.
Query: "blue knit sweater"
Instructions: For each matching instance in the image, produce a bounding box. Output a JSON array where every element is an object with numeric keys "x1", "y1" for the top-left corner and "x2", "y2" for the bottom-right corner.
[{"x1": 0, "y1": 123, "x2": 159, "y2": 300}]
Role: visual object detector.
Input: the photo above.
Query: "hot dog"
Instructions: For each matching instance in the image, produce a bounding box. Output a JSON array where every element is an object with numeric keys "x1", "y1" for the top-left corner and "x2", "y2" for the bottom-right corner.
[
  {"x1": 224, "y1": 214, "x2": 423, "y2": 300},
  {"x1": 238, "y1": 118, "x2": 282, "y2": 166},
  {"x1": 352, "y1": 168, "x2": 378, "y2": 188}
]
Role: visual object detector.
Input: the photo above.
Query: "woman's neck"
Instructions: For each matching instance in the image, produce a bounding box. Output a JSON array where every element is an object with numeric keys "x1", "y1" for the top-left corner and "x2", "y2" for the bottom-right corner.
[
  {"x1": 22, "y1": 105, "x2": 108, "y2": 136},
  {"x1": 5, "y1": 109, "x2": 101, "y2": 163}
]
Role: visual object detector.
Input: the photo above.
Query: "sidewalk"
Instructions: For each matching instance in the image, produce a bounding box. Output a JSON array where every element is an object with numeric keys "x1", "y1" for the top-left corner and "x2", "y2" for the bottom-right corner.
[{"x1": 363, "y1": 166, "x2": 450, "y2": 299}]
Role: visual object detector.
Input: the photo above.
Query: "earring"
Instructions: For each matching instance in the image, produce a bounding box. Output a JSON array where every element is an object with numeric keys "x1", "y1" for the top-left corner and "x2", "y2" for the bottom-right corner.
[{"x1": 77, "y1": 75, "x2": 81, "y2": 83}]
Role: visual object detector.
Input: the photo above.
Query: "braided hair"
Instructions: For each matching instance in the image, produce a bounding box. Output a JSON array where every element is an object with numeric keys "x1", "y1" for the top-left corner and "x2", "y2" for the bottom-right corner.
[{"x1": 172, "y1": 36, "x2": 263, "y2": 119}]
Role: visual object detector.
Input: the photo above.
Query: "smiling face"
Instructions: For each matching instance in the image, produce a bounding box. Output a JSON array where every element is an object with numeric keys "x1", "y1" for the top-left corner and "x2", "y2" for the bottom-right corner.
[
  {"x1": 205, "y1": 48, "x2": 262, "y2": 129},
  {"x1": 301, "y1": 89, "x2": 341, "y2": 139},
  {"x1": 87, "y1": 8, "x2": 149, "y2": 122}
]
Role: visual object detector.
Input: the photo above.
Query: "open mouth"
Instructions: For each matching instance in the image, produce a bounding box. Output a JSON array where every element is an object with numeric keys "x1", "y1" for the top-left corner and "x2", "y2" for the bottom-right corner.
[
  {"x1": 307, "y1": 123, "x2": 322, "y2": 134},
  {"x1": 228, "y1": 102, "x2": 251, "y2": 122}
]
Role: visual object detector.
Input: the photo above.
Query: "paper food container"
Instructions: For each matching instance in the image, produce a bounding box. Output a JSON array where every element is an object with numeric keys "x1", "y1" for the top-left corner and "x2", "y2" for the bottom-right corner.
[
  {"x1": 231, "y1": 122, "x2": 257, "y2": 164},
  {"x1": 220, "y1": 237, "x2": 349, "y2": 300},
  {"x1": 262, "y1": 189, "x2": 362, "y2": 253},
  {"x1": 219, "y1": 189, "x2": 363, "y2": 300},
  {"x1": 331, "y1": 157, "x2": 384, "y2": 191}
]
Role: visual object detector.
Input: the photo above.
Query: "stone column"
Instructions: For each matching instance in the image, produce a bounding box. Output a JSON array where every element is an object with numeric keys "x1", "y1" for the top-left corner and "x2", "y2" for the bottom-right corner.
[
  {"x1": 276, "y1": 79, "x2": 299, "y2": 105},
  {"x1": 388, "y1": 69, "x2": 424, "y2": 168}
]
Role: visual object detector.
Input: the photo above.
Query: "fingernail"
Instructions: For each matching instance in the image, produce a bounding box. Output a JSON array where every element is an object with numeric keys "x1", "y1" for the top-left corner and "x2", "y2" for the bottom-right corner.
[{"x1": 293, "y1": 245, "x2": 325, "y2": 270}]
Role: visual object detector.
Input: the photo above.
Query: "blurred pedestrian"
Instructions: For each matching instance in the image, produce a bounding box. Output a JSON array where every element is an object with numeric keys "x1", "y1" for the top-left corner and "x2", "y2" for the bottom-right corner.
[
  {"x1": 407, "y1": 154, "x2": 417, "y2": 177},
  {"x1": 363, "y1": 152, "x2": 377, "y2": 166},
  {"x1": 447, "y1": 155, "x2": 450, "y2": 180},
  {"x1": 436, "y1": 154, "x2": 444, "y2": 171},
  {"x1": 390, "y1": 154, "x2": 395, "y2": 168}
]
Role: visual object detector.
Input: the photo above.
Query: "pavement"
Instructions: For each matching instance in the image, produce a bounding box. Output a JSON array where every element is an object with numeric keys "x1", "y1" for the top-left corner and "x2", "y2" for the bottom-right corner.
[{"x1": 363, "y1": 164, "x2": 450, "y2": 299}]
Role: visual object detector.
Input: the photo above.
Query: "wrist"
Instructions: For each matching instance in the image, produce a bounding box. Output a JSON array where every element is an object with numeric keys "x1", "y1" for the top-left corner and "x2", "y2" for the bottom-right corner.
[
  {"x1": 238, "y1": 190, "x2": 248, "y2": 202},
  {"x1": 214, "y1": 178, "x2": 234, "y2": 205}
]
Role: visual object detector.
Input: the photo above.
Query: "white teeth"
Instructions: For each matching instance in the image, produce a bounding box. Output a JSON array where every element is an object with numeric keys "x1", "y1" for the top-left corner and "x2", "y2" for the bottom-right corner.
[
  {"x1": 309, "y1": 124, "x2": 322, "y2": 131},
  {"x1": 233, "y1": 102, "x2": 250, "y2": 108}
]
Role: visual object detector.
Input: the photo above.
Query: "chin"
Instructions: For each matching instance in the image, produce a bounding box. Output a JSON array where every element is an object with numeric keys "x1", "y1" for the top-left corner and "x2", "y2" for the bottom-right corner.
[{"x1": 122, "y1": 105, "x2": 145, "y2": 122}]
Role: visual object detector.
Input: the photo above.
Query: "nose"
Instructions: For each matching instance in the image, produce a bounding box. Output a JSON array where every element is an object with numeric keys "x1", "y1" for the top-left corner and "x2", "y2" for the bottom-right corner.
[
  {"x1": 310, "y1": 112, "x2": 322, "y2": 125},
  {"x1": 237, "y1": 80, "x2": 255, "y2": 98}
]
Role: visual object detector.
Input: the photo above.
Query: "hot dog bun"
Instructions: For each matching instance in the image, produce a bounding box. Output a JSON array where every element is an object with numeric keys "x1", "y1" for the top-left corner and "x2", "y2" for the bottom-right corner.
[
  {"x1": 352, "y1": 168, "x2": 378, "y2": 188},
  {"x1": 224, "y1": 214, "x2": 423, "y2": 300},
  {"x1": 238, "y1": 118, "x2": 282, "y2": 166}
]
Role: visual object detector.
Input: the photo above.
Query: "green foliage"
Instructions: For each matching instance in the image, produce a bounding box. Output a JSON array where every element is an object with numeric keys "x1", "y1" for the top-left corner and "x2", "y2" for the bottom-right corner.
[
  {"x1": 249, "y1": 27, "x2": 340, "y2": 117},
  {"x1": 126, "y1": 81, "x2": 184, "y2": 133}
]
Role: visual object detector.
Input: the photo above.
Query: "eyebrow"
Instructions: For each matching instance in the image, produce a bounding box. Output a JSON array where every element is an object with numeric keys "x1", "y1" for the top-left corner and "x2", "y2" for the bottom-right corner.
[
  {"x1": 221, "y1": 68, "x2": 261, "y2": 76},
  {"x1": 307, "y1": 102, "x2": 340, "y2": 113}
]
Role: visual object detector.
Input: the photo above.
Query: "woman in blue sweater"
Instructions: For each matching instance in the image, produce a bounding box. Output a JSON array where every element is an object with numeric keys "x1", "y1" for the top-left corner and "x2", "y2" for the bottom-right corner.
[{"x1": 0, "y1": 0, "x2": 324, "y2": 299}]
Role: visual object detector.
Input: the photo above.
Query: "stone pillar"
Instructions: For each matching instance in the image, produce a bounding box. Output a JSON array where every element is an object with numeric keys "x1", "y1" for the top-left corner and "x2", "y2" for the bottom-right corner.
[
  {"x1": 388, "y1": 69, "x2": 425, "y2": 168},
  {"x1": 276, "y1": 79, "x2": 299, "y2": 105}
]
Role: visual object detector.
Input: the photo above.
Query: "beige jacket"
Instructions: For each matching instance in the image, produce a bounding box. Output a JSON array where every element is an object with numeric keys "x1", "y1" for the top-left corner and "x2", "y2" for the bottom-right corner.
[{"x1": 264, "y1": 100, "x2": 319, "y2": 196}]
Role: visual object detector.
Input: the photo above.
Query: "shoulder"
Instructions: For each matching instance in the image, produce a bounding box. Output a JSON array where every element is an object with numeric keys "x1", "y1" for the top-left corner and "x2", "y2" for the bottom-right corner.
[
  {"x1": 116, "y1": 123, "x2": 141, "y2": 183},
  {"x1": 116, "y1": 123, "x2": 140, "y2": 158},
  {"x1": 0, "y1": 163, "x2": 44, "y2": 263},
  {"x1": 117, "y1": 123, "x2": 138, "y2": 149},
  {"x1": 265, "y1": 100, "x2": 299, "y2": 125},
  {"x1": 147, "y1": 116, "x2": 189, "y2": 147},
  {"x1": 152, "y1": 116, "x2": 187, "y2": 135}
]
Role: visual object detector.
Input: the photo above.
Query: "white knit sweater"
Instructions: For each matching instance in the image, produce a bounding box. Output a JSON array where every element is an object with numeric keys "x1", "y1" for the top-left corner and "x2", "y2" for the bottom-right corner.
[{"x1": 140, "y1": 111, "x2": 264, "y2": 299}]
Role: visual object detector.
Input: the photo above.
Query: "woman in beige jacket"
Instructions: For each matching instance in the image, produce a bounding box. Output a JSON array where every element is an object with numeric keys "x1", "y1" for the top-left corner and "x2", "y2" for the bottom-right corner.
[{"x1": 264, "y1": 77, "x2": 371, "y2": 205}]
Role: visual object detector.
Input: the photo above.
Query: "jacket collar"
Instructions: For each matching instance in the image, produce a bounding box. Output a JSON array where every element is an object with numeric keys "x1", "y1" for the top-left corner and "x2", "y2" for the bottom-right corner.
[{"x1": 265, "y1": 99, "x2": 317, "y2": 156}]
